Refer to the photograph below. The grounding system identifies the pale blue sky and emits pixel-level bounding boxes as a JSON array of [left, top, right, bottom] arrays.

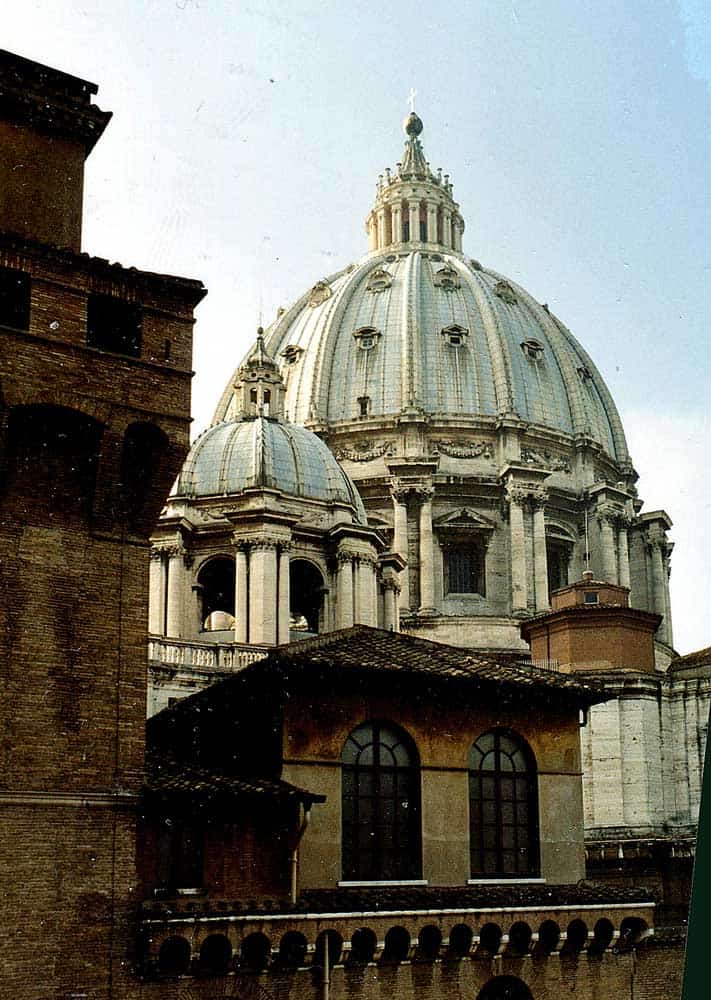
[[6, 1, 710, 652]]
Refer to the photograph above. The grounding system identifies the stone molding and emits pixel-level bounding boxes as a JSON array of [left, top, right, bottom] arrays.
[[333, 440, 394, 462], [432, 438, 493, 459]]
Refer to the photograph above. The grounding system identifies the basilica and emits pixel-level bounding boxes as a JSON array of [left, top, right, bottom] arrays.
[[0, 48, 706, 1000]]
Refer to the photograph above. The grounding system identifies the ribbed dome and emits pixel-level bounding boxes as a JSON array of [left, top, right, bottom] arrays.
[[214, 250, 629, 463], [171, 416, 367, 522]]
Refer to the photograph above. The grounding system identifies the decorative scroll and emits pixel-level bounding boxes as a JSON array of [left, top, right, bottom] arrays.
[[307, 281, 331, 307]]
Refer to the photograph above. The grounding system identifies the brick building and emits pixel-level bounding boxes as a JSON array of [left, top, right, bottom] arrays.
[[0, 49, 205, 998]]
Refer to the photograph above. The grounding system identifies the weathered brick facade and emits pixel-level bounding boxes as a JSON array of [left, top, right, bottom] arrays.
[[0, 50, 204, 999]]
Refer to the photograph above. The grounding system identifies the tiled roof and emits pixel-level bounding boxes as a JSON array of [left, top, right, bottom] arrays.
[[144, 753, 325, 807], [149, 627, 608, 733], [670, 646, 711, 670], [140, 882, 656, 920]]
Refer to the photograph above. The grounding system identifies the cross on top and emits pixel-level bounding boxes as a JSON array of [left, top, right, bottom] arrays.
[[407, 87, 417, 113]]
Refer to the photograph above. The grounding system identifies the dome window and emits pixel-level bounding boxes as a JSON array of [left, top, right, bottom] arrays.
[[308, 281, 332, 307], [358, 396, 371, 418], [353, 326, 381, 350], [434, 265, 460, 291], [367, 268, 392, 292], [521, 339, 544, 361], [442, 324, 469, 347], [281, 344, 303, 365], [494, 280, 517, 304]]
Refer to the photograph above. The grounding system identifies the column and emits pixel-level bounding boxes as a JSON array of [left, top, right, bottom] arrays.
[[598, 506, 618, 583], [426, 201, 438, 243], [452, 218, 463, 252], [382, 578, 400, 631], [376, 208, 386, 250], [442, 208, 452, 248], [356, 554, 378, 626], [648, 536, 669, 644], [391, 204, 402, 244], [408, 201, 419, 242], [233, 542, 248, 643], [506, 485, 528, 613], [277, 544, 291, 644], [336, 550, 355, 628], [249, 539, 278, 644], [367, 217, 377, 251], [418, 487, 436, 613], [532, 492, 549, 612], [391, 488, 410, 612], [165, 543, 185, 638], [148, 549, 166, 635], [618, 519, 631, 592], [662, 545, 674, 648]]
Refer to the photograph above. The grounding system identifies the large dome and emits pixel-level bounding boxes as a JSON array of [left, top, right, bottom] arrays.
[[171, 416, 367, 523], [215, 250, 628, 463]]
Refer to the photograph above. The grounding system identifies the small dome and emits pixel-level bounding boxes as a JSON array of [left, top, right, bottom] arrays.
[[171, 417, 367, 522]]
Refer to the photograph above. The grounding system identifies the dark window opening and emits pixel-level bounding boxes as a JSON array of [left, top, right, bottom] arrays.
[[402, 220, 410, 241], [0, 266, 30, 330], [156, 819, 204, 890], [358, 396, 370, 418], [547, 542, 570, 595], [199, 934, 232, 975], [5, 405, 102, 523], [448, 924, 473, 958], [278, 932, 308, 968], [250, 388, 258, 404], [240, 932, 271, 970], [342, 721, 421, 881], [198, 557, 235, 631], [163, 339, 171, 361], [469, 730, 539, 878], [87, 292, 142, 357], [290, 559, 324, 634], [349, 928, 377, 964], [584, 590, 599, 604], [476, 976, 534, 1000], [314, 930, 343, 969], [158, 936, 191, 976], [419, 220, 427, 241], [120, 422, 168, 535], [382, 926, 411, 963], [446, 545, 486, 595]]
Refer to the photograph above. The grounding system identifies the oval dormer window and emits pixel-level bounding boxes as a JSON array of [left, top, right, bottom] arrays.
[[521, 339, 544, 361], [367, 268, 392, 293], [281, 345, 303, 365], [434, 265, 460, 291], [494, 280, 517, 304]]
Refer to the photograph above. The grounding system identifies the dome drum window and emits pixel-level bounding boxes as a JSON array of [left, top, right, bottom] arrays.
[[442, 324, 469, 347], [353, 326, 381, 351], [521, 339, 544, 361]]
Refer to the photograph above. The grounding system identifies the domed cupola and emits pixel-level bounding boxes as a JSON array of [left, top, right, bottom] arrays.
[[207, 113, 673, 663], [365, 111, 464, 253]]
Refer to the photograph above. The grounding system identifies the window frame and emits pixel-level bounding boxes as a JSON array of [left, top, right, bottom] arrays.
[[468, 729, 539, 879], [341, 720, 422, 882]]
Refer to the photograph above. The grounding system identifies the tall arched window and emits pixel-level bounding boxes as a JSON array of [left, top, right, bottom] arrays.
[[469, 730, 539, 878], [342, 721, 421, 882]]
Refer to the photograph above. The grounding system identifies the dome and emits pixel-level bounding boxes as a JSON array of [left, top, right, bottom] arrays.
[[215, 251, 628, 463], [171, 416, 368, 523], [214, 117, 629, 466]]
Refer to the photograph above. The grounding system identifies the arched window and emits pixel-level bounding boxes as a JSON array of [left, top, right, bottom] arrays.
[[476, 976, 534, 1000], [469, 730, 538, 877], [342, 721, 421, 882], [197, 557, 235, 631]]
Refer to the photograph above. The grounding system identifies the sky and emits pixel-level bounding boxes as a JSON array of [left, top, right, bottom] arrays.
[[6, 1, 710, 653]]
